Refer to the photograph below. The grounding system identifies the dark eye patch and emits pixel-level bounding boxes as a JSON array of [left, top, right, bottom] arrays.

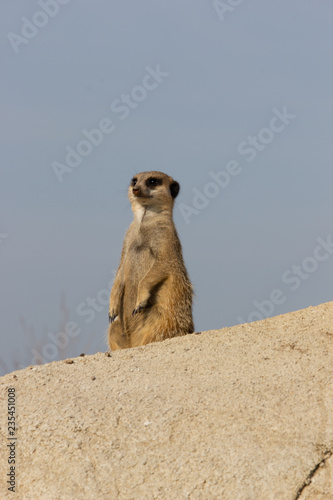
[[146, 177, 162, 187], [131, 177, 138, 186]]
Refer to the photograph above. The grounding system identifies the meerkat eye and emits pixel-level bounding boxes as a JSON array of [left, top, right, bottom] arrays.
[[131, 178, 138, 186], [146, 177, 162, 187]]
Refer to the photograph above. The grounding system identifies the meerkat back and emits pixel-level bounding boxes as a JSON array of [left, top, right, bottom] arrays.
[[108, 171, 194, 350]]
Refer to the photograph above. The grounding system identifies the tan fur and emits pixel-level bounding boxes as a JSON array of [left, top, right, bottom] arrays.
[[108, 171, 194, 350]]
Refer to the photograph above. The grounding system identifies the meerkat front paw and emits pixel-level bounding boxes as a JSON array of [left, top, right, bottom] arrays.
[[132, 298, 149, 317], [109, 282, 124, 324], [109, 308, 118, 323], [109, 294, 122, 323]]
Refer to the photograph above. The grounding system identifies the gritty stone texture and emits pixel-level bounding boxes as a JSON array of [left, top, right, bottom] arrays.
[[0, 302, 333, 499]]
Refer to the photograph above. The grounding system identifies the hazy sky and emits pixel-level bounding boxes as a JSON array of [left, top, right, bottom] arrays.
[[1, 0, 332, 375]]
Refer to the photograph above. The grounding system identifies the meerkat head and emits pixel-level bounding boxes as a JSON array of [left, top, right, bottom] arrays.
[[128, 171, 179, 214]]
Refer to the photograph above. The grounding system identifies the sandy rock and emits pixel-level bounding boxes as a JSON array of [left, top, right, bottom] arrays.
[[1, 302, 333, 499]]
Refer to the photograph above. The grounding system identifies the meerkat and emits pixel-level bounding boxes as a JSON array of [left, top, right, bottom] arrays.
[[108, 171, 194, 350]]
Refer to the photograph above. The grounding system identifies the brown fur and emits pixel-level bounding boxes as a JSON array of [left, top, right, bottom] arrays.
[[108, 171, 194, 350]]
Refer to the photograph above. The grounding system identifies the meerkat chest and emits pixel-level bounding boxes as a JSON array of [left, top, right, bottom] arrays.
[[130, 221, 159, 251], [123, 235, 153, 283], [126, 226, 154, 266], [130, 239, 153, 257]]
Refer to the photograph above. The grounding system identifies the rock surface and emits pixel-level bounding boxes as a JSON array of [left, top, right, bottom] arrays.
[[1, 302, 333, 499]]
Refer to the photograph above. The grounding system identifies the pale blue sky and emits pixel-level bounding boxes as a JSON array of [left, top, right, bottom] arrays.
[[1, 0, 332, 374]]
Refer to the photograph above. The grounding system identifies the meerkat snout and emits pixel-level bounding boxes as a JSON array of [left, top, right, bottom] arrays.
[[132, 186, 142, 197]]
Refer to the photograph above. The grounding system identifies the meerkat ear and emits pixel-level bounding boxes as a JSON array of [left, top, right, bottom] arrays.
[[170, 181, 180, 199]]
